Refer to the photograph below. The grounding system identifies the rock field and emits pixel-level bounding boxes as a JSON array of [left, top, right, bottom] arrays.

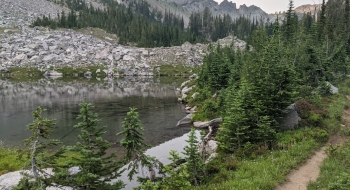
[[0, 0, 247, 76]]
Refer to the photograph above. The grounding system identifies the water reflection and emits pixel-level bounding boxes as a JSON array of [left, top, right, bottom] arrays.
[[0, 77, 190, 148]]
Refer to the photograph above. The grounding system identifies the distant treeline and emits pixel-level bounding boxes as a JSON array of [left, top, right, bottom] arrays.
[[34, 0, 267, 47]]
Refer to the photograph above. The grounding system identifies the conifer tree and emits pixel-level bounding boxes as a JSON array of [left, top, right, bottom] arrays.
[[64, 101, 124, 189], [183, 128, 205, 186], [137, 150, 191, 190], [15, 107, 64, 190], [117, 107, 154, 181], [217, 79, 254, 153]]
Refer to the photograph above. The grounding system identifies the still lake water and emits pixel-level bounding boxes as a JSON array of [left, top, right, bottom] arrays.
[[0, 77, 191, 150]]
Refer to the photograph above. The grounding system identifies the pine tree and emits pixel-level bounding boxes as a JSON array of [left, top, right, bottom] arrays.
[[182, 128, 205, 186], [217, 79, 254, 153], [117, 107, 153, 181], [64, 101, 124, 189], [146, 150, 191, 190], [15, 107, 64, 190]]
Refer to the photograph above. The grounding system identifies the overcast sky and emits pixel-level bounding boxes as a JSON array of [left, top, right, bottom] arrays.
[[214, 0, 325, 14]]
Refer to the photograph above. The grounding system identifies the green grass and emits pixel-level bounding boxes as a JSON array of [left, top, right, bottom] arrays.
[[155, 76, 188, 86], [322, 93, 349, 133], [76, 27, 119, 44], [0, 144, 29, 175], [308, 142, 350, 190], [193, 79, 350, 190], [0, 144, 82, 176], [55, 65, 107, 76], [4, 67, 44, 82], [307, 79, 350, 190], [8, 67, 44, 76], [195, 129, 321, 190], [155, 65, 197, 76], [0, 27, 17, 34]]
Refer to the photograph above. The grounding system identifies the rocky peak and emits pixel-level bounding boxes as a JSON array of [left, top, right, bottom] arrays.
[[161, 0, 270, 22], [218, 0, 237, 13], [294, 4, 321, 15]]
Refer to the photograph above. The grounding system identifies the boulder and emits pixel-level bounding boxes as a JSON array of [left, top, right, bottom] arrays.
[[326, 82, 339, 94], [176, 114, 193, 127], [180, 80, 191, 88], [205, 153, 218, 164], [42, 41, 48, 50], [181, 41, 192, 51], [114, 53, 121, 61], [68, 166, 81, 175], [0, 66, 9, 73], [181, 86, 194, 95], [205, 140, 218, 154], [191, 92, 199, 99], [42, 54, 57, 62], [95, 48, 109, 59], [27, 44, 38, 50], [84, 71, 92, 78], [189, 73, 198, 79], [193, 118, 223, 129], [0, 169, 54, 190], [29, 55, 41, 62], [123, 55, 135, 61], [44, 70, 63, 76], [280, 104, 301, 129], [0, 168, 75, 190]]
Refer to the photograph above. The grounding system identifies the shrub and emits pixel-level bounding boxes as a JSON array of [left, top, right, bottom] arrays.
[[295, 100, 314, 119], [202, 99, 218, 119], [310, 128, 329, 143], [295, 99, 327, 127]]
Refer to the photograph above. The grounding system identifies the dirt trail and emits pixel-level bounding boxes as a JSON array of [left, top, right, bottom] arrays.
[[275, 96, 350, 190]]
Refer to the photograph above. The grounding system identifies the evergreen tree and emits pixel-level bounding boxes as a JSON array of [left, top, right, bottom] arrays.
[[64, 101, 124, 189], [15, 107, 64, 190], [137, 150, 191, 190], [117, 107, 153, 181], [182, 128, 205, 186], [217, 79, 255, 153]]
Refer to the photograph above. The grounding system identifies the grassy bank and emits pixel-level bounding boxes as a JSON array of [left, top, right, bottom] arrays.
[[0, 144, 28, 175], [307, 81, 350, 190], [0, 144, 81, 176], [308, 141, 350, 190], [193, 80, 350, 190], [155, 65, 198, 76]]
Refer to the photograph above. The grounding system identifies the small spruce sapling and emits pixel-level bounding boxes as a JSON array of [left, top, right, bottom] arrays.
[[65, 101, 124, 189], [137, 150, 191, 190], [117, 107, 154, 181], [183, 128, 206, 186]]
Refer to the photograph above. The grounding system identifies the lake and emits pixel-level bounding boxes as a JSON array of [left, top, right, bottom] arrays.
[[0, 76, 191, 150]]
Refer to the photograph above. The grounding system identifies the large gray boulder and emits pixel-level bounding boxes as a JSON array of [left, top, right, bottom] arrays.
[[42, 54, 57, 62], [0, 169, 73, 190], [205, 140, 218, 154], [281, 104, 301, 129], [326, 82, 339, 94], [176, 114, 193, 127], [95, 48, 109, 59], [193, 118, 223, 129]]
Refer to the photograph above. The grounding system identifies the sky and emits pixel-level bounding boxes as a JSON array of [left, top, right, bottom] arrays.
[[214, 0, 325, 14]]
